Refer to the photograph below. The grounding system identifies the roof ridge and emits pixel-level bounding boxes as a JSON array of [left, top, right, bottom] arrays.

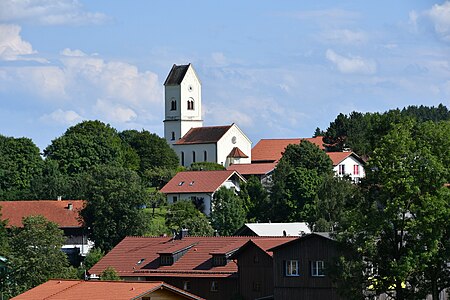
[[43, 280, 83, 299]]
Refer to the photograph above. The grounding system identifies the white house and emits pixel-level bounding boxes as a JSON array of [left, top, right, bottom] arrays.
[[327, 151, 366, 183], [160, 170, 246, 215], [163, 64, 252, 167]]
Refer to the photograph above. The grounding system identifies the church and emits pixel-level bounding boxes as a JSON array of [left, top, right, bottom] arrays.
[[163, 64, 252, 167]]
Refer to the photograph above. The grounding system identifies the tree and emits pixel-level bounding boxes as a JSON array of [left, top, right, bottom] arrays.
[[44, 120, 127, 175], [165, 201, 214, 236], [30, 159, 71, 200], [335, 120, 450, 299], [119, 129, 179, 174], [210, 187, 246, 236], [0, 135, 43, 199], [189, 162, 225, 171], [239, 176, 270, 222], [79, 165, 149, 252], [77, 248, 104, 279], [6, 216, 75, 297], [100, 266, 121, 281]]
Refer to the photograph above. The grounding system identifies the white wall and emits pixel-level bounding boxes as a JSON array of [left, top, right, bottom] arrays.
[[166, 192, 213, 215], [174, 143, 217, 167], [217, 124, 252, 167], [333, 155, 366, 183]]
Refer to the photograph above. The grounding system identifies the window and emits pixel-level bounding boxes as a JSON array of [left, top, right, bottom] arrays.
[[353, 164, 359, 175], [181, 152, 185, 166], [171, 99, 177, 110], [171, 131, 175, 141], [192, 151, 196, 163], [178, 181, 185, 186], [252, 282, 261, 292], [187, 99, 194, 110], [338, 164, 345, 175], [311, 260, 325, 277], [183, 281, 191, 291], [213, 255, 227, 266], [172, 196, 178, 203], [160, 255, 173, 266], [285, 260, 299, 276], [204, 150, 207, 161], [210, 281, 219, 292]]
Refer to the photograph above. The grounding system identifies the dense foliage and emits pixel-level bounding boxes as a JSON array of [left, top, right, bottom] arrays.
[[165, 200, 214, 236], [210, 187, 246, 236]]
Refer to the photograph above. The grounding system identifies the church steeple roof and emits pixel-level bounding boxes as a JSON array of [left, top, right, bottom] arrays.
[[164, 64, 190, 85]]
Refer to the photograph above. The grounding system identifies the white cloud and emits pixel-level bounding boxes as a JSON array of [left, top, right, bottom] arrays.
[[0, 0, 109, 25], [426, 1, 450, 41], [0, 24, 35, 60], [94, 99, 137, 123], [60, 48, 87, 57], [40, 109, 83, 125], [320, 29, 367, 44], [325, 49, 377, 74]]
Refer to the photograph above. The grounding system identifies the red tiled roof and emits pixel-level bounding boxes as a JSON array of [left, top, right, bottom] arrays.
[[11, 279, 204, 300], [231, 238, 297, 259], [227, 147, 248, 158], [175, 125, 232, 145], [326, 152, 352, 166], [227, 162, 276, 176], [251, 137, 325, 163], [160, 170, 240, 194], [0, 200, 84, 228], [89, 236, 293, 279]]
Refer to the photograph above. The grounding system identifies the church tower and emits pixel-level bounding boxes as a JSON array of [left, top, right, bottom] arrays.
[[163, 64, 203, 146]]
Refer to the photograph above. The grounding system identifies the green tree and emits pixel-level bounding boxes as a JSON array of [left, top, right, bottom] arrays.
[[166, 201, 214, 236], [77, 248, 104, 279], [0, 135, 43, 199], [210, 187, 246, 236], [189, 162, 225, 171], [100, 266, 121, 280], [335, 120, 450, 299], [44, 120, 127, 175], [239, 176, 270, 222], [79, 165, 149, 252], [6, 216, 74, 297], [30, 159, 71, 200]]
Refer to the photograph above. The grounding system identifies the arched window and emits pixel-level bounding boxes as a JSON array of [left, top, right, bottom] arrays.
[[187, 99, 194, 110], [204, 150, 207, 161], [171, 99, 177, 111], [192, 151, 196, 163], [181, 152, 185, 166], [171, 132, 175, 141]]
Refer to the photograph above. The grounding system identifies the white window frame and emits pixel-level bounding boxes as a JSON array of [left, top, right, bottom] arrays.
[[285, 260, 299, 276], [311, 260, 325, 277]]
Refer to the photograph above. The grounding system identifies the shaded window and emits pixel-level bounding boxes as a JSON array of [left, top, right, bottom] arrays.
[[160, 255, 173, 266], [213, 255, 227, 266], [252, 282, 261, 292], [187, 99, 194, 110], [181, 152, 185, 166], [338, 164, 345, 175], [192, 151, 196, 163], [173, 196, 178, 203], [183, 281, 191, 291], [285, 260, 299, 276], [311, 260, 325, 277], [171, 131, 175, 141], [210, 281, 219, 292], [204, 150, 207, 161], [171, 99, 177, 110]]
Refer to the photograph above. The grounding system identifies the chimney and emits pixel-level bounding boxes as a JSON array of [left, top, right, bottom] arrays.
[[57, 196, 62, 201], [180, 228, 189, 239], [68, 203, 73, 210]]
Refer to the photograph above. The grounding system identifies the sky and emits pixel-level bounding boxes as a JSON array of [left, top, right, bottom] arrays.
[[0, 0, 449, 151]]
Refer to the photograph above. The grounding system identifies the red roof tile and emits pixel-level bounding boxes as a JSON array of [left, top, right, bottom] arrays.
[[0, 200, 84, 228], [231, 238, 297, 259], [175, 125, 232, 145], [227, 147, 249, 158], [251, 137, 325, 163], [160, 170, 241, 194], [89, 236, 293, 279], [11, 279, 204, 300], [326, 152, 352, 165], [227, 162, 276, 176]]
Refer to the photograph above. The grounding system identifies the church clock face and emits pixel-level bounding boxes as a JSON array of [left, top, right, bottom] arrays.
[[232, 136, 237, 144]]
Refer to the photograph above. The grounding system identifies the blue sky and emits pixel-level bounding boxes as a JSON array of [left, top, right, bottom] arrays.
[[0, 1, 449, 151]]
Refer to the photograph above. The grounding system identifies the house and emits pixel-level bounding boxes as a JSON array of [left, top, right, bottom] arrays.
[[89, 236, 294, 300], [227, 162, 277, 187], [163, 64, 252, 167], [251, 137, 325, 164], [229, 238, 296, 300], [0, 200, 93, 259], [11, 279, 205, 300], [268, 233, 342, 300], [160, 170, 246, 215], [234, 222, 311, 237], [327, 151, 366, 183]]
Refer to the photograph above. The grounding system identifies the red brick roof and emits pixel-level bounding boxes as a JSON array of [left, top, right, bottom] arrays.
[[327, 152, 364, 166], [251, 137, 325, 163], [89, 236, 293, 279], [11, 279, 204, 300], [227, 162, 276, 176], [160, 170, 242, 194], [175, 125, 232, 145], [227, 147, 248, 158], [0, 200, 84, 228], [230, 237, 296, 259]]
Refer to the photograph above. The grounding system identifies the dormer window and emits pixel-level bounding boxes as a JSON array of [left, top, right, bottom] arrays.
[[160, 255, 173, 266], [189, 181, 195, 186], [212, 255, 227, 266], [171, 99, 177, 111], [178, 181, 185, 186]]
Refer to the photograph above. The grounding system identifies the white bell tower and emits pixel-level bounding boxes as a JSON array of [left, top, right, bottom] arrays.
[[163, 64, 203, 146]]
